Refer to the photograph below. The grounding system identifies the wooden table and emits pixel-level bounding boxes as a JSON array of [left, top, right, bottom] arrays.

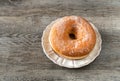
[[0, 0, 119, 81]]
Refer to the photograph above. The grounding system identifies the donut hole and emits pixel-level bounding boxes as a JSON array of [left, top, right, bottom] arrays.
[[69, 33, 76, 39]]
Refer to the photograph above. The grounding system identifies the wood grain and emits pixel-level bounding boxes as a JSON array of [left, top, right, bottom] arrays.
[[0, 0, 119, 81]]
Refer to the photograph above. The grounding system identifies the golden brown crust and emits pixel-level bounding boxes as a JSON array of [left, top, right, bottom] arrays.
[[49, 16, 96, 59]]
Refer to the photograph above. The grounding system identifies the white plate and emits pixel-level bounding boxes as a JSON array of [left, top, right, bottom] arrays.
[[41, 18, 102, 68]]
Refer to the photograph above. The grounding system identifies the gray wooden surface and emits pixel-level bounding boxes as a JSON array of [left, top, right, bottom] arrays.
[[0, 0, 120, 81]]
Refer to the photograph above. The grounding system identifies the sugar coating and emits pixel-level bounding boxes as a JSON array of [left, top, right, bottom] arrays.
[[49, 16, 96, 59]]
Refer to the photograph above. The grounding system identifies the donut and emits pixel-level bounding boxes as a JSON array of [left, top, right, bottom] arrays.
[[49, 16, 96, 59]]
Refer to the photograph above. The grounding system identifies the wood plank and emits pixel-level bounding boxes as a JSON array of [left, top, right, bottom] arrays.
[[0, 0, 119, 17], [0, 70, 120, 81]]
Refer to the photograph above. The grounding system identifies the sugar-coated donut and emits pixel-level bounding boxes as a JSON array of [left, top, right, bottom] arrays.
[[49, 16, 96, 59]]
